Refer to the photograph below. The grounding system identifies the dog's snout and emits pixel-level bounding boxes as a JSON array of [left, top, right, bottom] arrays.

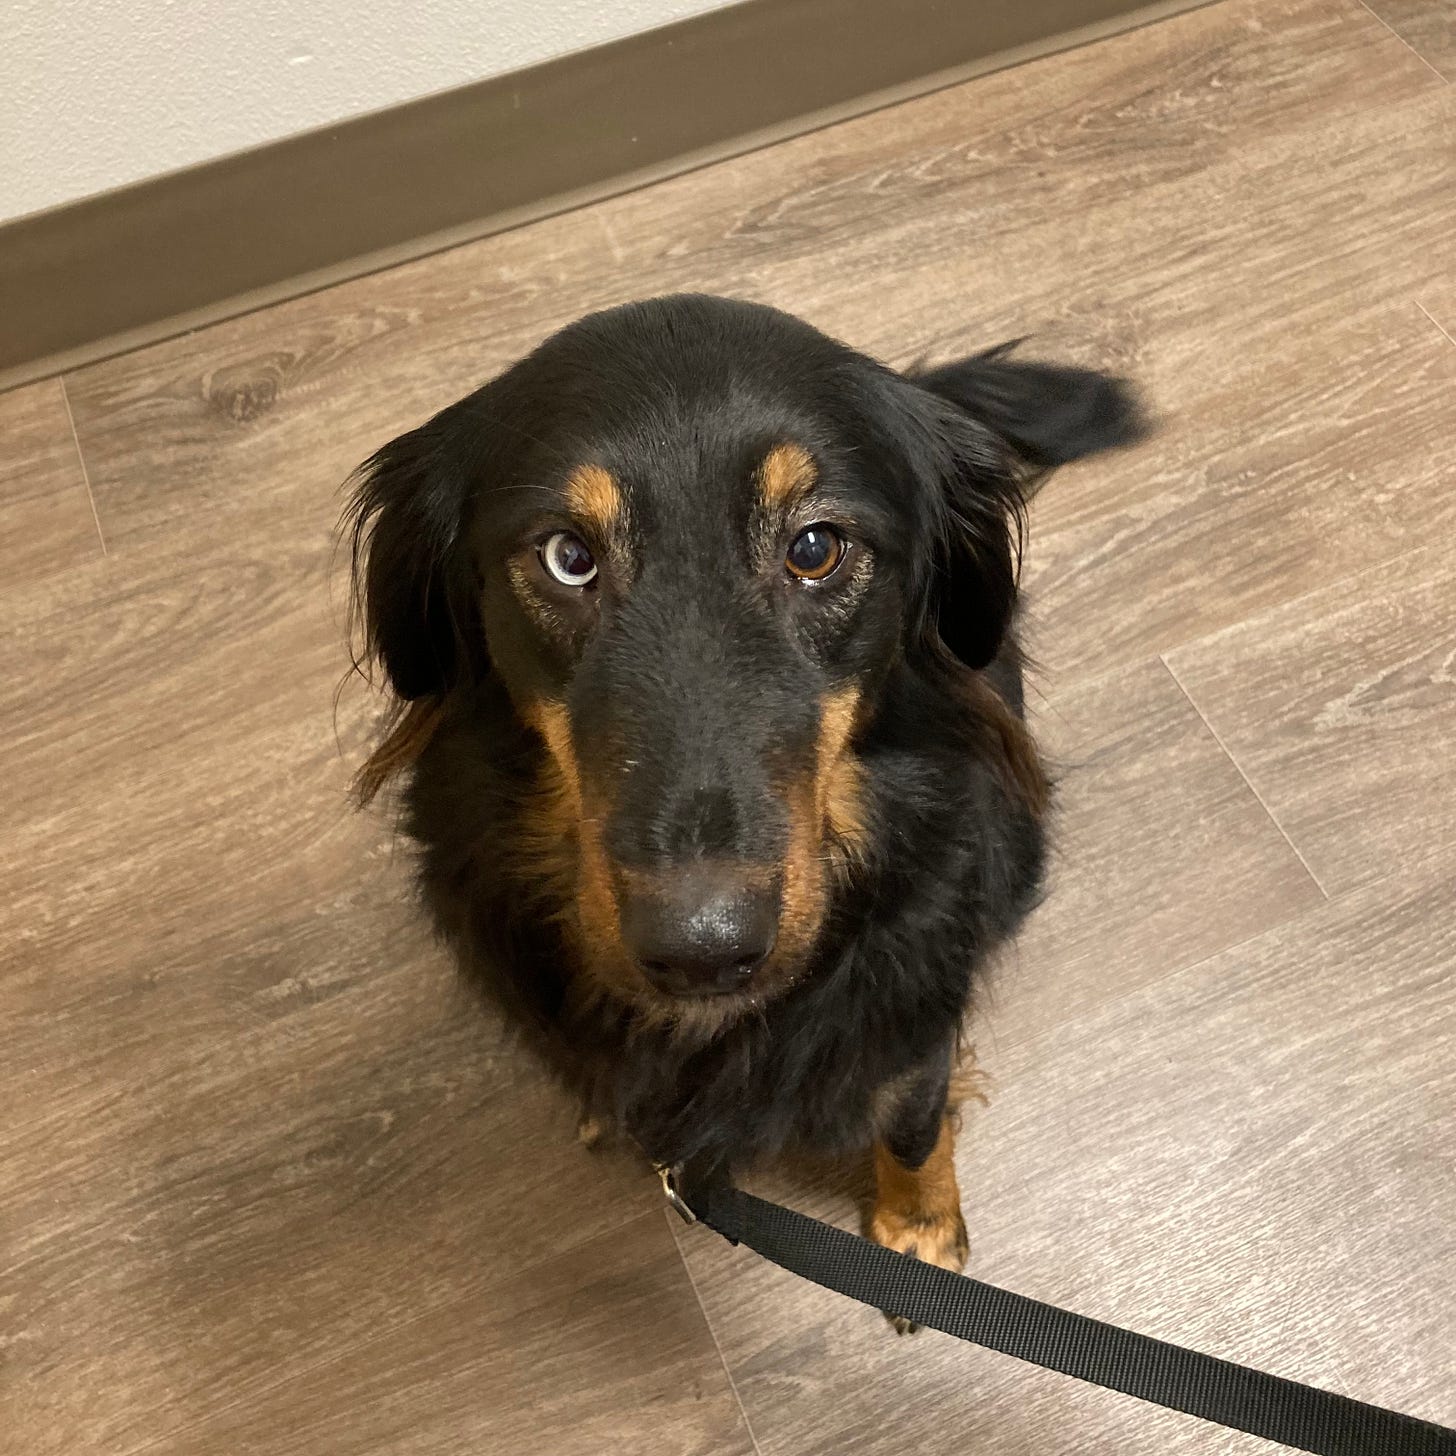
[[621, 865, 779, 997]]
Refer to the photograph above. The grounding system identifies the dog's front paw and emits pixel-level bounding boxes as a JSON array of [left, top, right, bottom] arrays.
[[868, 1203, 969, 1335]]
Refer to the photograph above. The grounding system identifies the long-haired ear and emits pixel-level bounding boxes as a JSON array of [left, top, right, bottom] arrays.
[[902, 347, 1148, 669], [344, 410, 482, 703], [920, 398, 1029, 672], [912, 344, 1148, 479]]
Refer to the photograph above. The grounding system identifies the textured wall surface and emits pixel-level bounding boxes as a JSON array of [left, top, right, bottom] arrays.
[[1, 0, 733, 223]]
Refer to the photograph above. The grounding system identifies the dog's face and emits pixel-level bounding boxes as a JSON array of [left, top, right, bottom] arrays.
[[481, 405, 907, 1018], [348, 295, 1141, 1024]]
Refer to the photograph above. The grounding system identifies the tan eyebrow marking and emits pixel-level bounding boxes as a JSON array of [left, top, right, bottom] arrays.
[[757, 443, 817, 512], [565, 463, 623, 538]]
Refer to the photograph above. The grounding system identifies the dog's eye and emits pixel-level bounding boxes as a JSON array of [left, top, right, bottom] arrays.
[[785, 525, 845, 582], [541, 531, 598, 587]]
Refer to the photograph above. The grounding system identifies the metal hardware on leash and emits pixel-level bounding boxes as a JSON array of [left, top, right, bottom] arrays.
[[655, 1163, 697, 1224]]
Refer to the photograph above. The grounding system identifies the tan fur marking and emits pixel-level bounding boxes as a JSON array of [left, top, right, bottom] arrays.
[[576, 1112, 613, 1148], [817, 685, 869, 862], [565, 463, 623, 538], [778, 781, 828, 963], [756, 442, 817, 512], [870, 1113, 969, 1330], [505, 703, 580, 910], [353, 696, 447, 806], [519, 700, 641, 1003], [778, 684, 867, 955], [529, 702, 580, 803], [824, 757, 867, 859]]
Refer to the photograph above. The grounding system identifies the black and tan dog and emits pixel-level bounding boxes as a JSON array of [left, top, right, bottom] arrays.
[[346, 293, 1143, 1303]]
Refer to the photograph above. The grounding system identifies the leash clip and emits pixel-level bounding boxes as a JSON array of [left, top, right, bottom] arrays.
[[655, 1163, 697, 1224]]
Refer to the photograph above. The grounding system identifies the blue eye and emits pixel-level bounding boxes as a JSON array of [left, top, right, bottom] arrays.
[[542, 531, 598, 587], [786, 525, 845, 581]]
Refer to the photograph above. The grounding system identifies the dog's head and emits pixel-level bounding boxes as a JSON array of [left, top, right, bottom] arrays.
[[347, 295, 1143, 1023]]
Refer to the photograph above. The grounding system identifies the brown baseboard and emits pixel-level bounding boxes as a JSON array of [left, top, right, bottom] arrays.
[[0, 0, 1210, 391]]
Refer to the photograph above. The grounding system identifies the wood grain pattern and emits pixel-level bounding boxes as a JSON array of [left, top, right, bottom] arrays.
[[1024, 301, 1456, 681], [3, 881, 667, 1453], [0, 533, 365, 1054], [4, 0, 1455, 1452], [995, 656, 1323, 1045], [139, 1213, 757, 1456], [674, 852, 1456, 1455], [1, 543, 663, 1451], [1165, 537, 1456, 897], [1362, 0, 1456, 77], [0, 378, 101, 584], [62, 0, 1447, 554]]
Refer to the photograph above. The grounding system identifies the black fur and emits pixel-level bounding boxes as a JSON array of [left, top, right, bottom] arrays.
[[345, 294, 1145, 1179]]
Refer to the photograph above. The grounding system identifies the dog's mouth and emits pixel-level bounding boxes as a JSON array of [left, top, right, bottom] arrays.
[[614, 924, 794, 1041], [620, 960, 800, 1040], [636, 959, 769, 1000]]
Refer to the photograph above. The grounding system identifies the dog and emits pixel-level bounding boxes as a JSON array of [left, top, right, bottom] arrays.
[[345, 293, 1144, 1304]]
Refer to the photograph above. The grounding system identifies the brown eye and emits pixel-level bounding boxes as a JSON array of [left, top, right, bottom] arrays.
[[541, 531, 598, 587], [785, 525, 845, 582]]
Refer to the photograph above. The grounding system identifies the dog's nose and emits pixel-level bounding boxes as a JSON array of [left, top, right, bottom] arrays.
[[621, 866, 779, 996]]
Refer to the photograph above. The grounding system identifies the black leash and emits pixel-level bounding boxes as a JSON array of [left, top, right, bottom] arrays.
[[663, 1169, 1456, 1456]]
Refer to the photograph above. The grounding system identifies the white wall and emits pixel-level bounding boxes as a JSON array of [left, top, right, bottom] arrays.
[[1, 0, 735, 224]]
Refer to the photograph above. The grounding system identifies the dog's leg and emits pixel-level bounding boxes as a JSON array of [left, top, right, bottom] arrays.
[[869, 1053, 975, 1334], [870, 1113, 968, 1333]]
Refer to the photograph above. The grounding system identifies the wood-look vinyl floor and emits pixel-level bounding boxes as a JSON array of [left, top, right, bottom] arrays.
[[4, 1, 1452, 1450]]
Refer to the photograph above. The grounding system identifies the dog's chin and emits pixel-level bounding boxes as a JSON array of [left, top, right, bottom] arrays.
[[651, 987, 763, 1042], [602, 962, 805, 1042]]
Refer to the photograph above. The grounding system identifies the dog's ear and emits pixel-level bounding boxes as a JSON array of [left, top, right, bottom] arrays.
[[913, 346, 1148, 477], [906, 394, 1027, 672], [899, 349, 1147, 670], [345, 408, 483, 701]]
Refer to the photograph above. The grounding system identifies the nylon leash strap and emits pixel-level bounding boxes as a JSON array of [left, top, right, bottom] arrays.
[[670, 1174, 1456, 1456]]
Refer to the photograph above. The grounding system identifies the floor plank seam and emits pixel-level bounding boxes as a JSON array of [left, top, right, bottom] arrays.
[[1354, 0, 1453, 83], [1414, 300, 1456, 350], [1158, 655, 1331, 899], [666, 1207, 771, 1456], [1138, 520, 1456, 686], [57, 374, 108, 558]]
